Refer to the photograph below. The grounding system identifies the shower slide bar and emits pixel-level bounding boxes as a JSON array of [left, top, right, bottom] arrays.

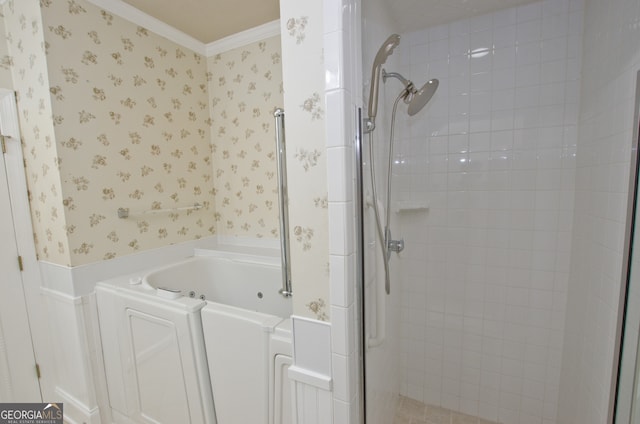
[[357, 108, 386, 349], [366, 196, 387, 349], [117, 203, 202, 219], [274, 108, 292, 298]]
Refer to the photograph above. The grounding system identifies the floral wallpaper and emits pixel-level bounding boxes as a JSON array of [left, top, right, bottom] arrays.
[[39, 0, 215, 266], [279, 1, 329, 320], [2, 0, 329, 322], [207, 36, 283, 239], [3, 0, 71, 265], [3, 0, 291, 268], [3, 0, 290, 268], [0, 10, 12, 88]]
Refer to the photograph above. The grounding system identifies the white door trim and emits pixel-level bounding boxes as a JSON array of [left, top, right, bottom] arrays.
[[0, 88, 53, 401]]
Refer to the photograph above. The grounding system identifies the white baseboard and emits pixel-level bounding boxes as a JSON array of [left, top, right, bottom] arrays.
[[55, 387, 101, 424]]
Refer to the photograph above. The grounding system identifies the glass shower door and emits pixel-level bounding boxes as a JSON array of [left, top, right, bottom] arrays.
[[615, 70, 640, 424]]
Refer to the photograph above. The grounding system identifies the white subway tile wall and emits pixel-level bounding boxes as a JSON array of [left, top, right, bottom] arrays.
[[558, 0, 640, 422], [360, 1, 406, 423], [390, 1, 584, 423]]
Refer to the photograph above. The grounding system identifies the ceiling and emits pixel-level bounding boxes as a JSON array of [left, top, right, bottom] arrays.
[[121, 0, 280, 44], [385, 0, 541, 34], [121, 0, 540, 45]]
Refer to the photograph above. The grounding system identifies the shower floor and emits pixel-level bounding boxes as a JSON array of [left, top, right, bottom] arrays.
[[393, 396, 500, 424]]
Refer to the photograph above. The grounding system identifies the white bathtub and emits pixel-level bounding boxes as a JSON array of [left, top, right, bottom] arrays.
[[144, 249, 291, 317], [96, 248, 293, 424]]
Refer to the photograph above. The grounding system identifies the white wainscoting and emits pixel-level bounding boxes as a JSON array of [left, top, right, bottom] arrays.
[[41, 288, 102, 424], [293, 383, 334, 424], [37, 235, 231, 424], [289, 316, 334, 423]]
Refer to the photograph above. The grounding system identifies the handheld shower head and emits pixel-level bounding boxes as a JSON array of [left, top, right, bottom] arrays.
[[372, 34, 401, 73], [367, 34, 401, 131]]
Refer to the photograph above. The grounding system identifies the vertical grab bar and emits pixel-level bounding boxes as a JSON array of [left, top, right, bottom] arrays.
[[274, 108, 292, 297]]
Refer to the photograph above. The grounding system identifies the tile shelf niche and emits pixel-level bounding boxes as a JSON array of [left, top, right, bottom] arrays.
[[393, 200, 429, 213]]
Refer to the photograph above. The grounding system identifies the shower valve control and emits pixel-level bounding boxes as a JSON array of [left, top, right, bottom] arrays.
[[388, 238, 405, 254]]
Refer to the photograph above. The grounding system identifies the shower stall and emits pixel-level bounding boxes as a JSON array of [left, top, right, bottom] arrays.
[[356, 0, 640, 423]]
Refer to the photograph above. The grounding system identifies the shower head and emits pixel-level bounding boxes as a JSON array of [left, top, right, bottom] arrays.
[[382, 69, 438, 116], [407, 79, 439, 116], [366, 34, 401, 131]]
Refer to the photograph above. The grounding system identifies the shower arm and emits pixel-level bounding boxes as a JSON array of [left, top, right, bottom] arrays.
[[382, 70, 411, 89], [366, 70, 415, 133], [382, 69, 416, 102]]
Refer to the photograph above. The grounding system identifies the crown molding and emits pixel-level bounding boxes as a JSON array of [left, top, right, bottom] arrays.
[[85, 0, 206, 55], [205, 20, 280, 56], [85, 0, 280, 57]]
